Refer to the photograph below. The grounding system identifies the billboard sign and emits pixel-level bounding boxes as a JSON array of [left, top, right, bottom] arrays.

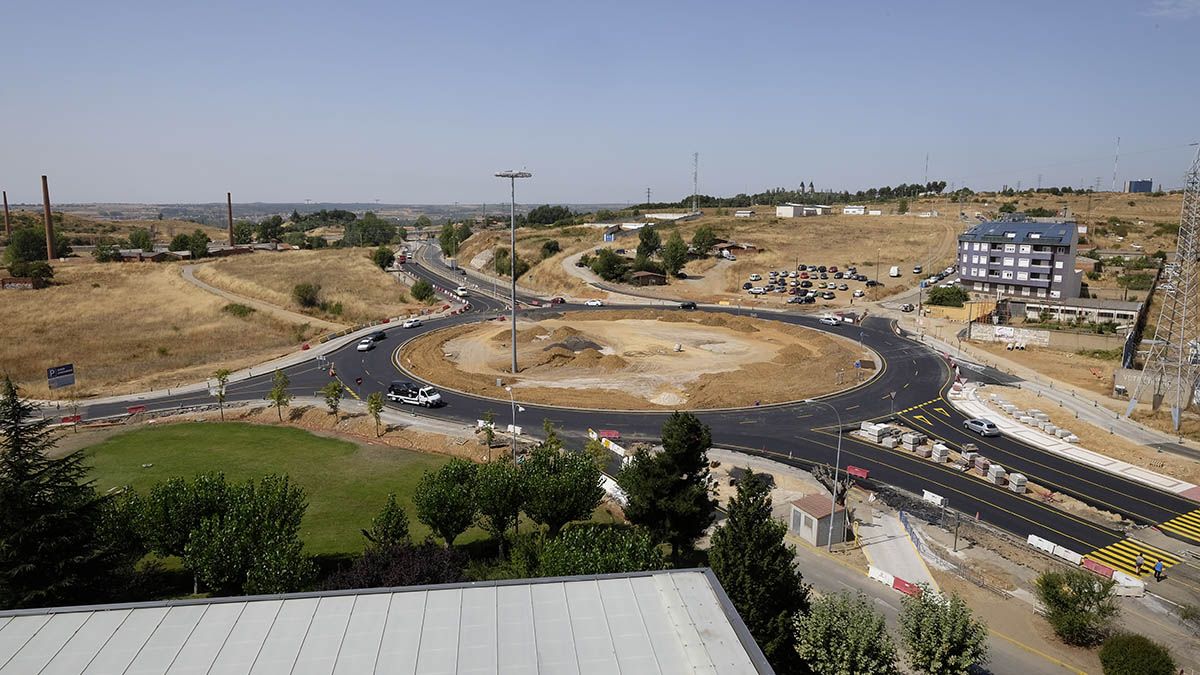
[[47, 364, 75, 390]]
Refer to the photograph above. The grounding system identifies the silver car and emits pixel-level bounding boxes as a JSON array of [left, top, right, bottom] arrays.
[[963, 418, 1000, 436]]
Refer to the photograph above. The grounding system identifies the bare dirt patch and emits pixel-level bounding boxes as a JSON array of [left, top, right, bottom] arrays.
[[401, 310, 867, 409], [0, 260, 302, 399]]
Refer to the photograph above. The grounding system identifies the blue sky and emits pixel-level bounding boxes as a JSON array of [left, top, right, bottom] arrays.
[[2, 0, 1198, 204]]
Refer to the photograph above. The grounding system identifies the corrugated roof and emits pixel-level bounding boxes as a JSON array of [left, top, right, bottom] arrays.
[[0, 569, 772, 675]]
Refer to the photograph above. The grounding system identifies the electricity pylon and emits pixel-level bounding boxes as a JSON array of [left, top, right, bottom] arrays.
[[1126, 147, 1200, 430]]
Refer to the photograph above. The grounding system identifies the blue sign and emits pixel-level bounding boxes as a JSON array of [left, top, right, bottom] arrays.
[[47, 364, 75, 390], [854, 360, 862, 369]]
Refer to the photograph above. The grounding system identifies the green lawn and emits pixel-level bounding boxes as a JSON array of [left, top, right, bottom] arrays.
[[83, 422, 455, 556]]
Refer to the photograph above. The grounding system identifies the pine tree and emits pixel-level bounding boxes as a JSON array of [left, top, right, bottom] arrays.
[[0, 378, 140, 609], [710, 468, 809, 673], [618, 411, 715, 565]]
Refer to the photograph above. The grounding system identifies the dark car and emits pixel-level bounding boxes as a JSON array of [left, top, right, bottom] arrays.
[[819, 273, 828, 280], [549, 297, 566, 304], [833, 272, 843, 279], [680, 301, 697, 310], [742, 282, 753, 290], [818, 265, 827, 273], [865, 279, 879, 287], [800, 280, 812, 288], [368, 330, 386, 342], [787, 296, 805, 304]]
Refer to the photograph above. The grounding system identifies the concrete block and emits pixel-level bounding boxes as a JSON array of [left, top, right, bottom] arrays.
[[1055, 428, 1072, 438], [1064, 434, 1079, 443], [882, 436, 898, 449], [1019, 416, 1035, 424], [916, 447, 932, 458], [1009, 473, 1027, 493], [1033, 412, 1051, 422]]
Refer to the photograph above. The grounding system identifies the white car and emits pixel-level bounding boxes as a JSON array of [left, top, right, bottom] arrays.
[[585, 299, 604, 306], [819, 316, 840, 326], [748, 287, 767, 295], [402, 318, 422, 329], [356, 338, 375, 352], [852, 289, 865, 297], [749, 274, 762, 281]]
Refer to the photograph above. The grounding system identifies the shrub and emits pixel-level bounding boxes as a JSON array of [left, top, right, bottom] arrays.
[[292, 282, 321, 308], [926, 286, 969, 307], [221, 303, 256, 318], [540, 240, 561, 259], [1098, 633, 1174, 675], [1034, 569, 1118, 646], [411, 279, 435, 303]]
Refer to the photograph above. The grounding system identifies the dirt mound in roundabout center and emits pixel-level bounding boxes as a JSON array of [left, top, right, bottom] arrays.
[[399, 309, 869, 410]]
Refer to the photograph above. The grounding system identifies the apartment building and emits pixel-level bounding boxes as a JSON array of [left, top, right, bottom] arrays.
[[957, 221, 1082, 300]]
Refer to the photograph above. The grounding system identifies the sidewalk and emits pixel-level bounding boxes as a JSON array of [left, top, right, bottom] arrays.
[[857, 511, 940, 592]]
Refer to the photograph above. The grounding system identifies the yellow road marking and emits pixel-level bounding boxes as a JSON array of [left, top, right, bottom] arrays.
[[912, 414, 930, 425], [933, 406, 949, 417], [1085, 539, 1181, 577], [1158, 509, 1200, 543]]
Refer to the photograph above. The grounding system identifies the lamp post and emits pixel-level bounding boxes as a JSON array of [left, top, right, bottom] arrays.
[[495, 170, 532, 374], [804, 398, 844, 550], [504, 385, 519, 457]]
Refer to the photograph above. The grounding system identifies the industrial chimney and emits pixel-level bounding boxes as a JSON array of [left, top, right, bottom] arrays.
[[42, 176, 54, 259]]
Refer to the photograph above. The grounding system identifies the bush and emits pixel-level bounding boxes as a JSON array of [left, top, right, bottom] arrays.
[[540, 240, 561, 259], [1098, 633, 1175, 675], [371, 246, 395, 270], [926, 285, 969, 307], [1034, 569, 1118, 646], [221, 303, 256, 318], [411, 279, 435, 303], [292, 282, 321, 308], [7, 260, 54, 281]]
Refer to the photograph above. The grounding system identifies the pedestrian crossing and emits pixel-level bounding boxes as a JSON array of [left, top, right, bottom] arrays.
[[1158, 509, 1200, 543], [1085, 539, 1182, 577]]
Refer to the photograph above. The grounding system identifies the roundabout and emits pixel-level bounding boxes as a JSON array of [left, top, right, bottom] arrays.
[[397, 309, 875, 410]]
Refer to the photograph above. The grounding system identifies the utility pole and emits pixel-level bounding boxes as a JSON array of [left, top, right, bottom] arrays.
[[495, 170, 532, 374], [2, 190, 10, 236], [1112, 136, 1121, 192], [41, 176, 54, 259], [692, 152, 699, 213], [646, 187, 651, 209], [226, 192, 235, 247]]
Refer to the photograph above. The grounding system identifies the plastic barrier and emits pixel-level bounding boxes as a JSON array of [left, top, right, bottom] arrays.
[[922, 490, 947, 507], [601, 475, 628, 506], [846, 466, 869, 480], [61, 415, 81, 424], [1081, 558, 1115, 579], [1027, 534, 1057, 556], [126, 405, 146, 415], [1051, 545, 1084, 566], [868, 565, 894, 588], [892, 577, 923, 597], [1111, 571, 1145, 597]]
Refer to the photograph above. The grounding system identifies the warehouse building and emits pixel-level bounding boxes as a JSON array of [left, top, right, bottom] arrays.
[[0, 570, 772, 674], [1125, 179, 1154, 193], [957, 220, 1082, 300]]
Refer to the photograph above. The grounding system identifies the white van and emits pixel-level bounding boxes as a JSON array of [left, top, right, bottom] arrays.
[[889, 266, 900, 278]]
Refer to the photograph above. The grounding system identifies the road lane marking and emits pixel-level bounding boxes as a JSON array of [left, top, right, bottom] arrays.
[[1158, 509, 1200, 543], [933, 406, 949, 417]]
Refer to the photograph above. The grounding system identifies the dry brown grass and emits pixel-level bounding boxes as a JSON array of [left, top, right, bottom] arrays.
[[0, 260, 304, 399], [192, 249, 423, 324], [6, 209, 228, 247]]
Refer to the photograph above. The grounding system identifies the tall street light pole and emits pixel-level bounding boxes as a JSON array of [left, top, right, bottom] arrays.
[[804, 398, 844, 550], [504, 385, 520, 457], [495, 170, 532, 374]]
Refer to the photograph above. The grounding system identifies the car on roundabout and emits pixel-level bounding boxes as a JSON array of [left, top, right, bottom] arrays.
[[679, 301, 697, 310], [819, 316, 840, 326], [356, 338, 375, 352], [585, 299, 604, 306], [963, 418, 1000, 436], [402, 318, 423, 329]]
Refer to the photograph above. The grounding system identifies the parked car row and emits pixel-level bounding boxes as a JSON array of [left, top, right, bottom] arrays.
[[744, 263, 879, 303]]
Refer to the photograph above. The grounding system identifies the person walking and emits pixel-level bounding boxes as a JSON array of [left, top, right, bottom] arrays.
[[1154, 558, 1164, 582], [1135, 553, 1145, 576]]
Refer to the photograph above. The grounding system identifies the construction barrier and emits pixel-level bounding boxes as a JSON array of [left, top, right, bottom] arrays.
[[1027, 534, 1057, 556], [61, 415, 81, 424], [892, 577, 923, 597], [1051, 545, 1084, 566], [846, 465, 869, 480], [921, 490, 947, 507], [1111, 571, 1146, 597], [867, 566, 894, 588], [1081, 558, 1115, 579], [126, 405, 146, 415], [601, 475, 628, 506]]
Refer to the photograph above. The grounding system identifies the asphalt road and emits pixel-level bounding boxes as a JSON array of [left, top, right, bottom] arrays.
[[70, 254, 1200, 577]]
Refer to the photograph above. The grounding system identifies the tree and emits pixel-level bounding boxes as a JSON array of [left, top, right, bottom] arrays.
[[494, 247, 530, 278], [526, 204, 573, 225], [292, 282, 321, 308], [213, 368, 230, 421], [521, 441, 604, 537], [129, 228, 154, 251], [323, 542, 466, 591], [142, 472, 231, 593], [661, 230, 689, 277], [636, 225, 661, 259], [414, 215, 433, 229], [168, 233, 191, 252], [233, 221, 255, 245], [797, 592, 900, 675], [2, 227, 47, 266], [367, 392, 384, 437], [482, 410, 497, 450], [709, 468, 809, 673], [691, 225, 719, 255], [290, 209, 302, 224], [0, 378, 142, 609], [589, 248, 629, 282], [926, 286, 969, 307], [184, 474, 315, 595], [320, 380, 343, 417], [255, 215, 285, 242], [899, 590, 989, 675], [897, 198, 909, 215], [540, 239, 561, 259], [187, 229, 210, 259], [538, 524, 664, 577], [473, 457, 525, 557], [1098, 633, 1175, 675], [92, 242, 121, 262], [617, 412, 715, 565], [362, 493, 410, 549], [439, 223, 459, 257], [268, 369, 292, 422], [454, 222, 473, 246], [371, 245, 395, 270], [411, 279, 435, 303], [1034, 568, 1118, 646], [413, 458, 477, 547]]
